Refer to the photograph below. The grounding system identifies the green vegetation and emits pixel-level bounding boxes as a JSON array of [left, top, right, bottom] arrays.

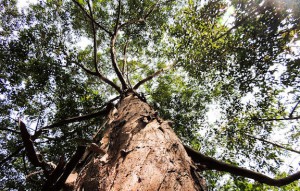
[[0, 0, 299, 190]]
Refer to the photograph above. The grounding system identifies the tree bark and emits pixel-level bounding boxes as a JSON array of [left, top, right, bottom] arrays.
[[73, 93, 206, 190]]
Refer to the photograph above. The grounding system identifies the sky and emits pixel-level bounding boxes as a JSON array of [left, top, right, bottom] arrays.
[[16, 0, 37, 8]]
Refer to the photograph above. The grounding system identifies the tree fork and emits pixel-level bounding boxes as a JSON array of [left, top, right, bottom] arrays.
[[74, 93, 206, 190]]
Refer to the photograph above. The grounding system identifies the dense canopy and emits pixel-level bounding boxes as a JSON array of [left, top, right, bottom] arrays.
[[0, 0, 300, 190]]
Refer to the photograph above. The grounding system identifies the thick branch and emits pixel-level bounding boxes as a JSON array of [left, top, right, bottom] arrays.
[[19, 120, 43, 167], [110, 34, 128, 90], [133, 65, 172, 90], [245, 133, 300, 155], [87, 0, 100, 76], [33, 103, 115, 139], [184, 145, 300, 187], [110, 0, 164, 90], [99, 74, 123, 94], [114, 0, 121, 34], [122, 41, 128, 75], [122, 41, 133, 88], [72, 0, 112, 36], [41, 156, 66, 189], [110, 1, 128, 90], [45, 146, 86, 191], [73, 60, 122, 93]]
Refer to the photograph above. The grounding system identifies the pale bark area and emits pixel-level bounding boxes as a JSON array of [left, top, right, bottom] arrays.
[[73, 93, 206, 190]]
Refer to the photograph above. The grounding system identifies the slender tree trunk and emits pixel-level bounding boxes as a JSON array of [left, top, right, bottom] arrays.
[[74, 93, 206, 190]]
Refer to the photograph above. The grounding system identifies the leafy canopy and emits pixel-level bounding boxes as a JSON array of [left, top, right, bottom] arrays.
[[0, 0, 300, 190]]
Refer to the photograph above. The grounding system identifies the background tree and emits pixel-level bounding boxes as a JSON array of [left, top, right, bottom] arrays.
[[0, 0, 300, 190]]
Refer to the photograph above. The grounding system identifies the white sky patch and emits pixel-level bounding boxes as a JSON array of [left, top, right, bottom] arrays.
[[207, 103, 221, 123], [16, 0, 37, 11], [75, 36, 93, 49], [221, 5, 235, 27], [290, 39, 300, 54], [0, 94, 5, 100], [241, 92, 256, 105]]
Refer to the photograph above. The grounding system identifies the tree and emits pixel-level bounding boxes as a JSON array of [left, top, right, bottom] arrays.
[[1, 0, 300, 190]]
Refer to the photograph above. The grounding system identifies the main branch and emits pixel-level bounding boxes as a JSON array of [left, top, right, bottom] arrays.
[[87, 0, 100, 76], [184, 145, 300, 187], [74, 60, 122, 93], [32, 103, 115, 140], [114, 0, 121, 34], [110, 33, 128, 90], [70, 1, 122, 94], [48, 146, 86, 191], [110, 0, 166, 91], [19, 120, 43, 167]]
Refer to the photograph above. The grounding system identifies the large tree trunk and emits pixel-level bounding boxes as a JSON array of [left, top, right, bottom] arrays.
[[73, 93, 206, 190]]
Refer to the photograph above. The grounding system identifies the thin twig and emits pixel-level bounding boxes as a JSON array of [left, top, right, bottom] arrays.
[[0, 128, 20, 134], [72, 0, 112, 36], [289, 100, 300, 118], [118, 0, 161, 30], [73, 60, 98, 76], [23, 152, 28, 175], [133, 64, 174, 90], [109, 0, 165, 91], [213, 4, 266, 42], [0, 146, 24, 166], [26, 170, 44, 180], [61, 49, 98, 76], [245, 133, 300, 155], [118, 18, 145, 30], [213, 16, 248, 42], [256, 116, 300, 122]]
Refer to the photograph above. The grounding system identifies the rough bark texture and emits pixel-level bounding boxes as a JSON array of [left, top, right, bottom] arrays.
[[73, 93, 206, 190]]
